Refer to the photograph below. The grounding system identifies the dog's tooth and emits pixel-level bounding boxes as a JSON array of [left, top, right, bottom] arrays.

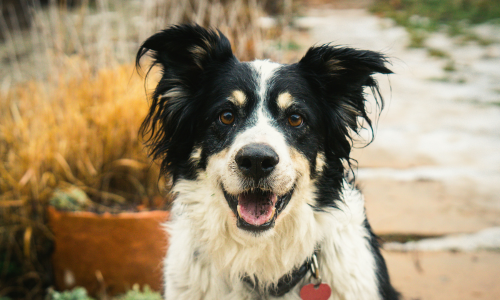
[[269, 206, 276, 220], [237, 205, 242, 218]]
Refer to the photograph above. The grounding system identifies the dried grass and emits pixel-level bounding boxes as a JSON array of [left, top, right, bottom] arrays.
[[1, 62, 157, 213], [0, 0, 272, 84]]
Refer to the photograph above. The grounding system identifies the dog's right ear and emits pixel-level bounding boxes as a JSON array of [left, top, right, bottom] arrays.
[[136, 24, 235, 180]]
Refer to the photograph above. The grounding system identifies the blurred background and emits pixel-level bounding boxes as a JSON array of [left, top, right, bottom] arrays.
[[1, 0, 499, 299]]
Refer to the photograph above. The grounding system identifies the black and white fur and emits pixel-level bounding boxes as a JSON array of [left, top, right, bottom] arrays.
[[136, 24, 399, 300]]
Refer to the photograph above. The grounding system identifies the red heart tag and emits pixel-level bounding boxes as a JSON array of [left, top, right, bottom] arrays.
[[300, 283, 332, 300]]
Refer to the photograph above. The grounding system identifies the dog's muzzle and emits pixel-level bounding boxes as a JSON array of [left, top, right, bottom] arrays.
[[223, 143, 294, 232]]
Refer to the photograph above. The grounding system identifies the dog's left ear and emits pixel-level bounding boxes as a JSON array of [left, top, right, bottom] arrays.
[[297, 45, 392, 159], [298, 45, 392, 128]]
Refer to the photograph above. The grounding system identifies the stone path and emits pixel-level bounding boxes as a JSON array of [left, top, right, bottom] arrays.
[[293, 7, 500, 300], [384, 250, 500, 300]]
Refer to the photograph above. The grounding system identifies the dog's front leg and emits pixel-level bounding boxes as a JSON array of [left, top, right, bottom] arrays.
[[163, 218, 221, 299]]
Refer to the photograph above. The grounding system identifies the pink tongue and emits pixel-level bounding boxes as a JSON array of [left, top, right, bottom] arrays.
[[238, 191, 277, 226]]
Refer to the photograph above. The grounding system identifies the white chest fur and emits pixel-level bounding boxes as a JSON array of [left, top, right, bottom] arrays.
[[162, 178, 381, 300]]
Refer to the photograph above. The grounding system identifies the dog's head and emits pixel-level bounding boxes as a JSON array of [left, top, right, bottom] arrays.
[[137, 24, 391, 234]]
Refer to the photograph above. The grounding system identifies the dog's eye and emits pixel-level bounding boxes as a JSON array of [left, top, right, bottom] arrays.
[[219, 110, 235, 125], [288, 114, 303, 127]]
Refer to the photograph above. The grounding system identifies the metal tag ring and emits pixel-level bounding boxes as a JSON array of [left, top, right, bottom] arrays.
[[310, 253, 321, 282]]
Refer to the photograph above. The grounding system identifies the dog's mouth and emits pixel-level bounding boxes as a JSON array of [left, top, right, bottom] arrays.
[[238, 190, 277, 226], [223, 187, 294, 232]]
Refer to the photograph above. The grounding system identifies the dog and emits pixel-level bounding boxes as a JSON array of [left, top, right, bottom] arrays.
[[136, 24, 400, 300]]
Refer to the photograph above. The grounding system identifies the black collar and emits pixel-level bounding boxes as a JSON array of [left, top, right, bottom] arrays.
[[242, 251, 317, 297]]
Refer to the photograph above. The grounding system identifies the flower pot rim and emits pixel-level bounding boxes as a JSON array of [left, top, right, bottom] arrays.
[[47, 205, 170, 220]]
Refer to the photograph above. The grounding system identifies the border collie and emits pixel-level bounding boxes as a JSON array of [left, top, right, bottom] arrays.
[[136, 24, 399, 300]]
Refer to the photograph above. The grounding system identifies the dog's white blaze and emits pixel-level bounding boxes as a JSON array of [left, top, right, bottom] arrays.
[[218, 60, 296, 196], [250, 59, 281, 106]]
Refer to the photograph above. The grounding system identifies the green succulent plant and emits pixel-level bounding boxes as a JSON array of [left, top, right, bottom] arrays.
[[47, 287, 94, 300], [49, 185, 92, 212], [118, 285, 162, 300]]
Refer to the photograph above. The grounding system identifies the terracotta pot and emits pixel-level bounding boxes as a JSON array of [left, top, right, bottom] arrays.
[[47, 206, 169, 296]]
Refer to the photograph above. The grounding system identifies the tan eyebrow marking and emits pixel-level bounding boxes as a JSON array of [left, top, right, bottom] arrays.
[[277, 92, 295, 110], [228, 90, 247, 106]]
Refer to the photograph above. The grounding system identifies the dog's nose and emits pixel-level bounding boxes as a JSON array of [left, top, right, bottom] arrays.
[[235, 144, 279, 180]]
